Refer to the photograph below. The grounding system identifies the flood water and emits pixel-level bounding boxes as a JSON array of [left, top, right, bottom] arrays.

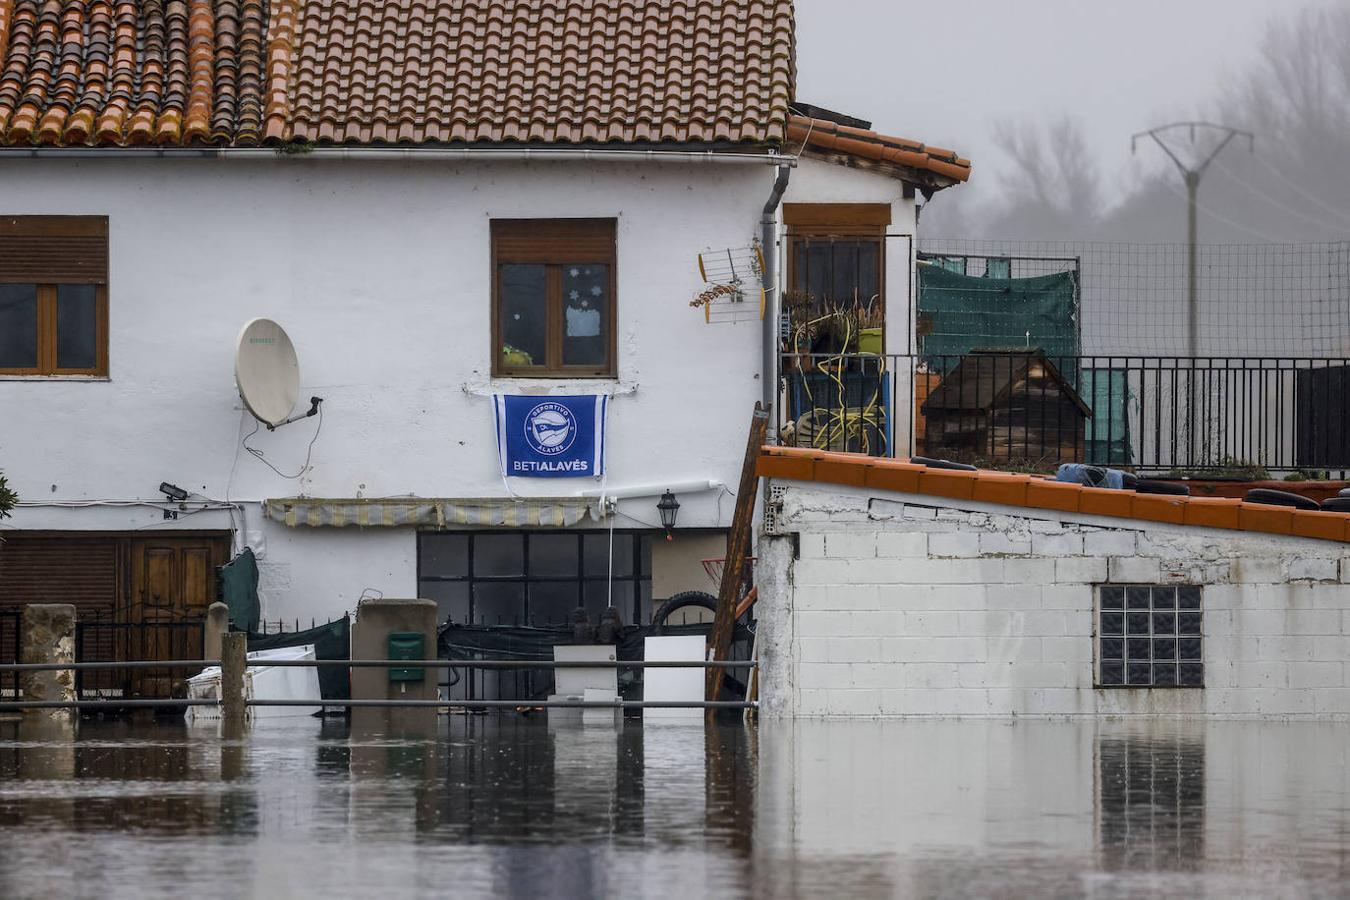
[[2, 715, 1350, 899]]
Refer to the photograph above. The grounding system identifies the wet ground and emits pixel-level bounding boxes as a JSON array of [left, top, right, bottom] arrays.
[[1, 715, 1349, 899]]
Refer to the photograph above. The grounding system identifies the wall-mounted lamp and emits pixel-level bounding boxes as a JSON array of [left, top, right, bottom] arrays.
[[657, 491, 680, 541]]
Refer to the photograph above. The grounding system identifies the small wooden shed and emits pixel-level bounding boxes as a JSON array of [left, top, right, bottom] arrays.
[[920, 349, 1091, 465]]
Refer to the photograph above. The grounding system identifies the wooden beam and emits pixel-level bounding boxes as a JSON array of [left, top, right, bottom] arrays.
[[706, 403, 769, 710]]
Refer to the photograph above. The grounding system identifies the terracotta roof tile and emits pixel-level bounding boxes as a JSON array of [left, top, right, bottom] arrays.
[[787, 113, 972, 184], [760, 447, 1350, 545], [0, 0, 794, 147]]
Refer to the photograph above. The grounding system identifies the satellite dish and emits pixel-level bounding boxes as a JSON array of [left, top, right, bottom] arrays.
[[234, 318, 300, 428]]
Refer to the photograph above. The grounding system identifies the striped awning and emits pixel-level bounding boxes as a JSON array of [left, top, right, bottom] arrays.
[[263, 497, 599, 529]]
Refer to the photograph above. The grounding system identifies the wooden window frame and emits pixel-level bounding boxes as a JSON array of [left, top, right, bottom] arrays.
[[491, 218, 617, 379], [784, 204, 889, 350], [0, 215, 109, 377]]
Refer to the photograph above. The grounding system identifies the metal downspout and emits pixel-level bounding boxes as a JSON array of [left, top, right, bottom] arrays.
[[760, 163, 792, 438]]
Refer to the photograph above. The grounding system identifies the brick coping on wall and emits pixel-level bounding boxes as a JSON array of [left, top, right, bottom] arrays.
[[757, 447, 1350, 545]]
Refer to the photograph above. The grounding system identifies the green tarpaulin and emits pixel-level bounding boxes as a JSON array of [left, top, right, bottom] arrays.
[[918, 265, 1079, 367], [216, 548, 260, 634]]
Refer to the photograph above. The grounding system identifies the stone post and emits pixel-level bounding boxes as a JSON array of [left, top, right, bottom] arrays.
[[21, 604, 76, 721], [220, 631, 247, 727], [203, 602, 229, 663], [351, 597, 438, 735]]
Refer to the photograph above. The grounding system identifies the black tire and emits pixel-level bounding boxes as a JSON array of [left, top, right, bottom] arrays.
[[1136, 480, 1190, 496], [1320, 497, 1350, 512], [911, 456, 978, 471], [1244, 488, 1320, 511], [652, 591, 717, 632]]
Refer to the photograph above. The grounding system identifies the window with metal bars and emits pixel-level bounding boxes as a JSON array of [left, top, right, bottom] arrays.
[[1097, 585, 1203, 688]]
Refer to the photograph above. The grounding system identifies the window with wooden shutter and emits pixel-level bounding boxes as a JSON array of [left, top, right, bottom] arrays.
[[0, 216, 109, 376], [491, 219, 617, 377]]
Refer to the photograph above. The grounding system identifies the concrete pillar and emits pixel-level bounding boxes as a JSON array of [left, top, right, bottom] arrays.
[[21, 604, 76, 721], [754, 534, 796, 718], [352, 597, 438, 734], [220, 631, 247, 728], [204, 602, 229, 663]]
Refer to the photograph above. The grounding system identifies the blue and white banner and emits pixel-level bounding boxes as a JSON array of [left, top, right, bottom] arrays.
[[494, 395, 607, 478]]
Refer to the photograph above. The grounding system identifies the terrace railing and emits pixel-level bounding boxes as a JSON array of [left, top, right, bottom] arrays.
[[779, 352, 1350, 476]]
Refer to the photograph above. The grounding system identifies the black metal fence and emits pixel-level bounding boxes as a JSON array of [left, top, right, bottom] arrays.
[[75, 613, 206, 700], [0, 610, 20, 699], [780, 352, 1350, 475]]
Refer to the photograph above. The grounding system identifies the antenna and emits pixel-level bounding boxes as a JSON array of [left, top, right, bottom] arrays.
[[234, 318, 322, 430], [691, 241, 766, 323]]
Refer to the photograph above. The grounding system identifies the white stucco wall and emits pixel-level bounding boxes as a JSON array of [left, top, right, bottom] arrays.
[[759, 481, 1350, 718], [0, 156, 916, 623]]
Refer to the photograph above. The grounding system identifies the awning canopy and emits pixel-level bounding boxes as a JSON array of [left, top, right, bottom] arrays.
[[263, 497, 600, 529]]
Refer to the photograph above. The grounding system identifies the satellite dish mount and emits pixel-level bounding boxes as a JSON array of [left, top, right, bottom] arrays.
[[234, 318, 323, 431]]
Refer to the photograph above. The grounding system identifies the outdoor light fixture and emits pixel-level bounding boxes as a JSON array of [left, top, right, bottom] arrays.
[[159, 482, 189, 503], [657, 491, 680, 541]]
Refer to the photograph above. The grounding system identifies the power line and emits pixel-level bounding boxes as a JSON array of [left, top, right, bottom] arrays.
[[1208, 155, 1350, 235], [1251, 153, 1350, 228]]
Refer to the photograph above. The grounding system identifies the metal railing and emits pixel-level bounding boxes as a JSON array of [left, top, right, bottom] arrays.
[[0, 658, 758, 711], [779, 352, 1350, 475], [75, 614, 206, 699]]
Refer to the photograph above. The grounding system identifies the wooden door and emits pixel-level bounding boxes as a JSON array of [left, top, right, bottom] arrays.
[[128, 536, 230, 697]]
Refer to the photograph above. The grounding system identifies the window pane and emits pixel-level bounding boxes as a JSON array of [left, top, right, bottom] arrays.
[[806, 242, 830, 301], [858, 242, 880, 305], [1126, 612, 1150, 635], [1178, 663, 1204, 686], [528, 581, 581, 625], [499, 264, 546, 368], [474, 534, 524, 576], [0, 284, 37, 368], [1099, 661, 1124, 686], [584, 533, 633, 577], [529, 533, 579, 577], [420, 534, 469, 578], [420, 581, 469, 626], [1099, 611, 1124, 636], [1177, 586, 1202, 609], [1153, 663, 1179, 686], [56, 284, 97, 369], [1100, 586, 1125, 609], [1100, 637, 1124, 660], [584, 580, 633, 616], [473, 582, 525, 624], [1126, 587, 1151, 609], [1152, 611, 1176, 635], [1153, 638, 1177, 661], [832, 242, 859, 304], [562, 264, 607, 366]]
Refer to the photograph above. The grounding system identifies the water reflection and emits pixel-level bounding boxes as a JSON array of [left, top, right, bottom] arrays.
[[1, 716, 1350, 898], [1097, 731, 1205, 871]]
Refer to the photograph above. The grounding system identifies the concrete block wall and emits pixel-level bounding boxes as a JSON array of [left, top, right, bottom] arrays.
[[758, 484, 1350, 718]]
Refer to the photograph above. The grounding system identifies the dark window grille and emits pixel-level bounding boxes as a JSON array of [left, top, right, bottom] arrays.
[[1098, 584, 1203, 688]]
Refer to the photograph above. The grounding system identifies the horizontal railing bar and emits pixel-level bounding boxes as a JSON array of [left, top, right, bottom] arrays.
[[0, 698, 755, 710], [0, 658, 755, 672], [245, 699, 757, 709], [0, 699, 213, 709]]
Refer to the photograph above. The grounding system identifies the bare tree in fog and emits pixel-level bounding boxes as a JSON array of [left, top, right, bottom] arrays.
[[925, 3, 1350, 243]]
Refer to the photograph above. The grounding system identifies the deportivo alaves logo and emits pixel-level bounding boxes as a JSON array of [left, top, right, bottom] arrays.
[[517, 401, 588, 473]]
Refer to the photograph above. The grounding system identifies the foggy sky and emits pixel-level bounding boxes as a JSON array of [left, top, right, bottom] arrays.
[[794, 0, 1307, 211]]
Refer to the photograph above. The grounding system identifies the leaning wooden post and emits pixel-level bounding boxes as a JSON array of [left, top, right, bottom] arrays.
[[707, 402, 769, 712], [220, 631, 247, 726]]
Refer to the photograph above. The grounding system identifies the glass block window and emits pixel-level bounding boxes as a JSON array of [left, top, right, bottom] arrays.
[[1097, 585, 1203, 688]]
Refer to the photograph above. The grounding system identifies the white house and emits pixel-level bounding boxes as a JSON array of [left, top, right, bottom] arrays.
[[0, 1, 968, 639]]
